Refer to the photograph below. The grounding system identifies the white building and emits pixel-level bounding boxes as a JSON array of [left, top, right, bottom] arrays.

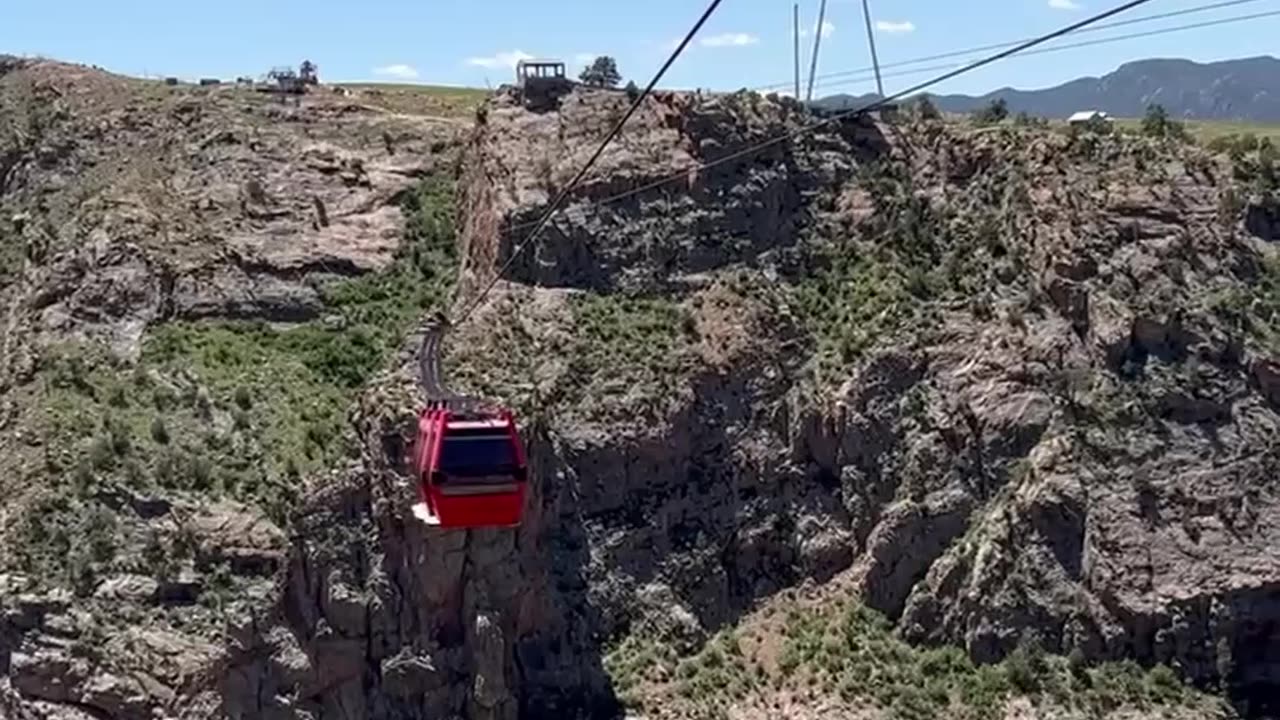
[[1067, 110, 1111, 126]]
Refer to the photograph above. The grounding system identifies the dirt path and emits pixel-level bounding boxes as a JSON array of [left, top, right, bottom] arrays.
[[352, 102, 471, 126]]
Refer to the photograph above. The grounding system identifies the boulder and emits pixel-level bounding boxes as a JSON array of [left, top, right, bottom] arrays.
[[189, 501, 286, 575]]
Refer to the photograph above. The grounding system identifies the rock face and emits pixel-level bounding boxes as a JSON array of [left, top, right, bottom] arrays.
[[211, 89, 892, 718], [1246, 196, 1279, 242], [1, 60, 466, 720], [5, 68, 1280, 720], [0, 497, 285, 719], [209, 87, 1280, 719], [0, 59, 457, 366], [456, 86, 887, 296]]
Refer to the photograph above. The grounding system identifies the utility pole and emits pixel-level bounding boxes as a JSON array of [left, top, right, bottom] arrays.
[[861, 0, 885, 97], [793, 3, 801, 99], [805, 0, 828, 102]]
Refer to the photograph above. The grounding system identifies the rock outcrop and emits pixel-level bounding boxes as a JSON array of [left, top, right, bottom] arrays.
[[0, 59, 457, 365], [1, 60, 473, 720], [210, 88, 1280, 718], [456, 87, 887, 296], [4, 63, 1280, 720], [0, 497, 272, 719]]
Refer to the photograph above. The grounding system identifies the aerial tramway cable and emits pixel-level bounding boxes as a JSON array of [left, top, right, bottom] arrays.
[[418, 0, 726, 399], [476, 3, 1275, 251], [804, 7, 1280, 96], [754, 0, 1270, 94], [408, 0, 1175, 529], [432, 0, 1173, 374], [408, 0, 729, 530], [488, 0, 1162, 249], [449, 0, 728, 328]]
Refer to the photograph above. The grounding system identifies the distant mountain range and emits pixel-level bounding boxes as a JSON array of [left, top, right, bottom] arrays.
[[813, 56, 1280, 122]]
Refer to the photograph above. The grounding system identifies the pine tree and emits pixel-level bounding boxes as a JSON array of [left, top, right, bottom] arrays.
[[915, 95, 940, 120], [579, 56, 622, 88]]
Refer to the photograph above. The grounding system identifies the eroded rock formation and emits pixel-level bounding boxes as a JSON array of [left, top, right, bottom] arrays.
[[3, 62, 1280, 719]]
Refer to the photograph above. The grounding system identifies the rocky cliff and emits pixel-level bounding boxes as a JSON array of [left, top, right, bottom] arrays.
[[0, 57, 465, 718], [2, 59, 1280, 720], [219, 88, 1280, 719]]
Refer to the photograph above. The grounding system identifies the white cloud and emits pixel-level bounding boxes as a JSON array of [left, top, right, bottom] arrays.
[[700, 33, 760, 48], [465, 50, 535, 70], [876, 20, 916, 33], [373, 64, 418, 80], [801, 21, 836, 38], [1048, 0, 1082, 8]]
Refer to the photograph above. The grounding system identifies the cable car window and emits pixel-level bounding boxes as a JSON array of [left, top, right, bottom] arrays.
[[439, 434, 517, 476]]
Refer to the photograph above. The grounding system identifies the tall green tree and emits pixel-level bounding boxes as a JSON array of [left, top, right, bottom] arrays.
[[1141, 103, 1185, 140], [915, 95, 940, 120], [974, 98, 1008, 125], [580, 56, 622, 88]]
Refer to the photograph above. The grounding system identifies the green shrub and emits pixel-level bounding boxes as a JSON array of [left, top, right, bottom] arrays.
[[62, 503, 118, 596], [150, 416, 170, 444], [189, 454, 213, 490], [892, 684, 937, 720], [974, 99, 1009, 125], [88, 435, 115, 470], [106, 415, 131, 456], [1141, 104, 1186, 141], [710, 600, 1202, 719], [140, 530, 170, 578], [1067, 647, 1090, 684], [154, 450, 178, 487], [547, 292, 693, 419], [1145, 664, 1183, 702], [72, 461, 95, 494], [1006, 634, 1047, 693], [1088, 660, 1146, 712], [107, 383, 128, 408], [905, 96, 936, 121], [199, 386, 220, 417], [151, 384, 176, 411], [122, 458, 148, 489]]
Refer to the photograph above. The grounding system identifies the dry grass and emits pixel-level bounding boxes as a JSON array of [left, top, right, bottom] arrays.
[[1034, 116, 1280, 144], [1115, 117, 1280, 143], [333, 83, 490, 118]]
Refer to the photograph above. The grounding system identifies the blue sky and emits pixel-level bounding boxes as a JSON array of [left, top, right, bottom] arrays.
[[3, 0, 1277, 97]]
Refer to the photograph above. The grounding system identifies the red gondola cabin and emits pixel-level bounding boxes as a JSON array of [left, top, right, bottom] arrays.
[[411, 407, 528, 529]]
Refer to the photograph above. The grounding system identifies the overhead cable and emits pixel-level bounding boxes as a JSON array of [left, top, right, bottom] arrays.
[[452, 0, 726, 325], [493, 0, 1162, 241]]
